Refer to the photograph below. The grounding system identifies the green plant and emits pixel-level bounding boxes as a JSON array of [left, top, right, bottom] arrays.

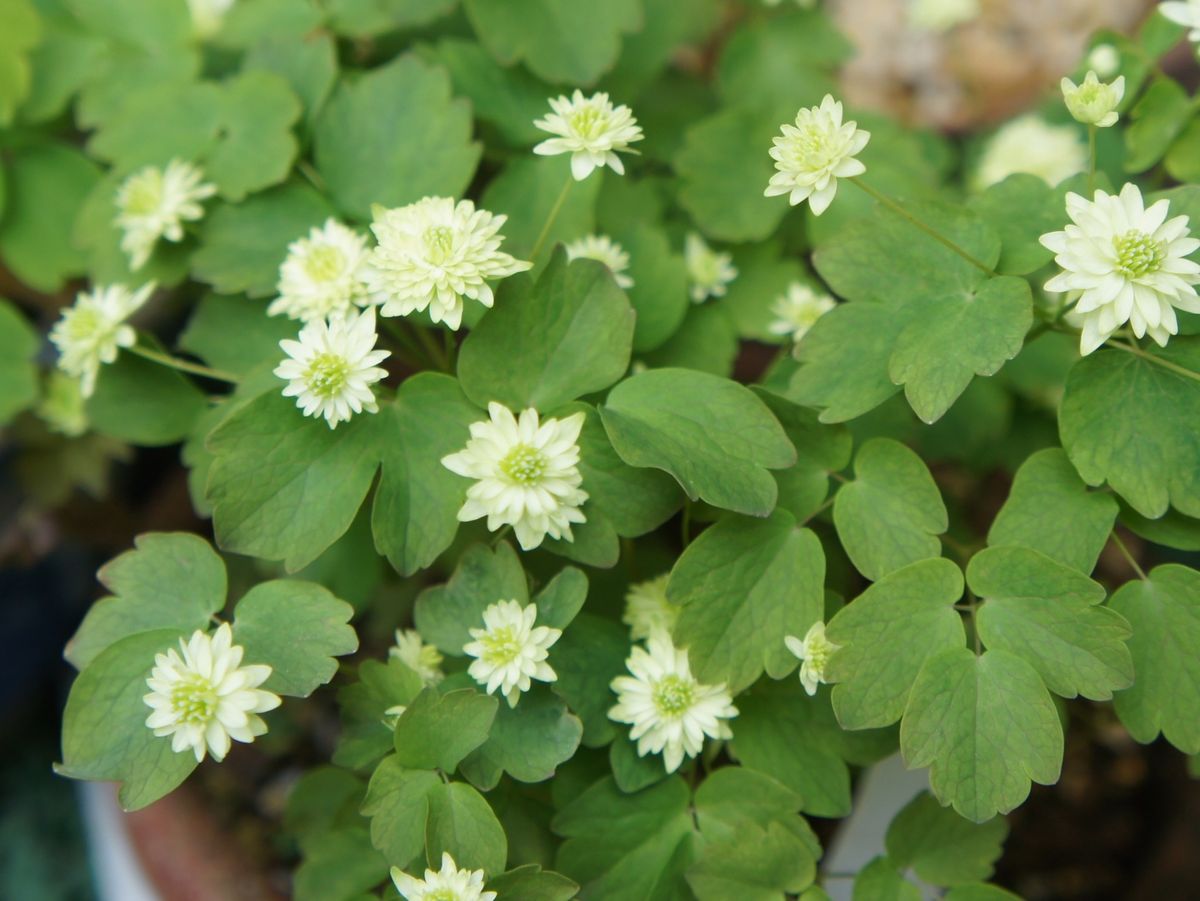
[[2, 0, 1198, 897]]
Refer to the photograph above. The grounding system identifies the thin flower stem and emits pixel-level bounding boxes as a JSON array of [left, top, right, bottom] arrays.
[[127, 343, 238, 383], [412, 322, 450, 372], [382, 318, 434, 369], [529, 174, 574, 262], [800, 494, 836, 526], [443, 328, 458, 372], [1106, 339, 1200, 383], [1087, 124, 1097, 195], [680, 500, 693, 548], [966, 588, 982, 656], [1109, 531, 1148, 581], [850, 177, 998, 277]]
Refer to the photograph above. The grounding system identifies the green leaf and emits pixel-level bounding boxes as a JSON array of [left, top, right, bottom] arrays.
[[179, 294, 296, 376], [206, 390, 382, 571], [479, 156, 600, 272], [487, 865, 579, 901], [639, 302, 739, 377], [63, 0, 191, 49], [885, 791, 1008, 887], [788, 302, 903, 422], [826, 558, 965, 729], [326, 0, 457, 37], [550, 613, 629, 747], [414, 542, 528, 655], [1110, 564, 1200, 753], [600, 368, 796, 516], [463, 0, 640, 85], [86, 350, 208, 446], [616, 224, 690, 353], [754, 388, 852, 522], [393, 688, 499, 772], [671, 512, 825, 692], [335, 659, 424, 771], [372, 373, 479, 576], [0, 142, 99, 291], [458, 248, 635, 411], [192, 180, 336, 297], [720, 244, 806, 343], [1125, 76, 1192, 173], [425, 781, 508, 877], [887, 277, 1032, 424], [542, 510, 621, 569], [59, 630, 198, 811], [232, 580, 357, 697], [833, 438, 947, 581], [243, 32, 338, 127], [852, 857, 921, 901], [988, 447, 1119, 574], [314, 55, 479, 220], [901, 647, 1064, 822], [965, 174, 1062, 275], [87, 80, 223, 172], [461, 688, 583, 789], [970, 546, 1132, 700], [609, 731, 668, 793], [1120, 504, 1200, 552], [715, 9, 847, 107], [553, 776, 694, 900], [534, 566, 588, 630], [0, 300, 38, 426], [361, 756, 440, 868], [428, 38, 549, 147], [66, 533, 227, 670], [1059, 340, 1200, 519], [294, 827, 388, 901], [813, 201, 1000, 305], [675, 103, 792, 243], [0, 0, 40, 125], [204, 71, 301, 201]]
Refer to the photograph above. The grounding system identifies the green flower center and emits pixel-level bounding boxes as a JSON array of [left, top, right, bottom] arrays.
[[788, 124, 838, 170], [499, 444, 546, 485], [1114, 229, 1166, 278], [569, 106, 606, 140], [479, 626, 522, 667], [64, 307, 106, 342], [170, 674, 217, 725], [305, 352, 350, 398], [123, 176, 163, 216], [426, 891, 460, 901], [303, 245, 345, 282], [423, 225, 457, 263], [806, 638, 835, 675], [653, 674, 696, 718]]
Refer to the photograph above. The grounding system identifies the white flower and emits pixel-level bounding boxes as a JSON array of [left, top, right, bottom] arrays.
[[391, 853, 496, 901], [622, 574, 678, 642], [463, 599, 561, 707], [533, 90, 644, 181], [363, 197, 530, 331], [608, 630, 737, 774], [973, 115, 1086, 191], [441, 403, 588, 551], [1061, 71, 1125, 128], [565, 234, 634, 289], [269, 219, 371, 322], [143, 623, 280, 763], [187, 0, 235, 38], [1160, 0, 1200, 43], [274, 308, 390, 429], [768, 282, 836, 353], [1039, 183, 1200, 354], [907, 0, 980, 32], [764, 94, 870, 216], [1087, 44, 1122, 79], [114, 159, 216, 270], [49, 283, 154, 398], [784, 621, 841, 696], [390, 629, 444, 686], [684, 233, 737, 303]]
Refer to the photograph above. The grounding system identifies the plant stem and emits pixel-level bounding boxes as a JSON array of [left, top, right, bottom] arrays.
[[412, 322, 449, 372], [966, 588, 982, 656], [382, 318, 434, 369], [850, 177, 998, 277], [1109, 531, 1148, 581], [443, 328, 458, 372], [1087, 124, 1097, 195], [529, 174, 574, 262], [800, 494, 836, 527], [127, 343, 238, 383], [680, 500, 693, 548], [1106, 340, 1200, 383]]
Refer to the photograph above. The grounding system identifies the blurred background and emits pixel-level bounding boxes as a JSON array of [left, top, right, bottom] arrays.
[[3, 0, 1198, 899]]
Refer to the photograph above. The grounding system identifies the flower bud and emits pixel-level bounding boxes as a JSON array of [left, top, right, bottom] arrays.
[[1061, 70, 1126, 128]]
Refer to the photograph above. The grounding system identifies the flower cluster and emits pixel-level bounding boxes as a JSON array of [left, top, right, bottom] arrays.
[[785, 622, 840, 696], [622, 574, 677, 641], [1061, 71, 1125, 128], [609, 631, 737, 774], [115, 159, 215, 270], [269, 218, 371, 322], [49, 282, 153, 397], [441, 403, 588, 551], [684, 233, 737, 303], [974, 116, 1085, 190], [390, 629, 444, 686], [765, 94, 870, 215], [534, 91, 643, 181], [464, 600, 561, 707], [1040, 184, 1200, 354], [565, 234, 634, 288], [391, 853, 495, 901], [143, 623, 280, 763], [769, 281, 837, 353]]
